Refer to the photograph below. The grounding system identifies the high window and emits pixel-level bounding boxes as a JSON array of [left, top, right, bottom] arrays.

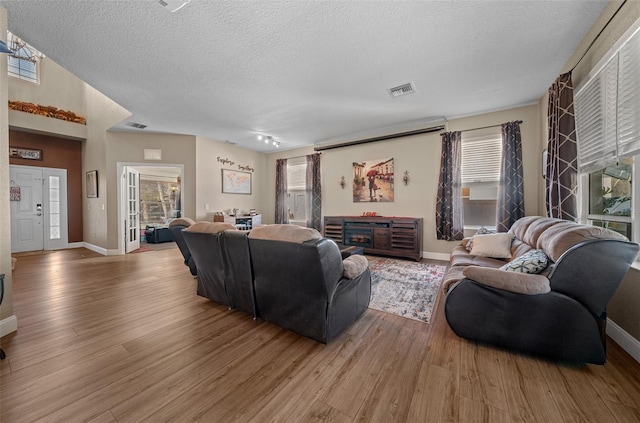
[[461, 134, 503, 229], [6, 31, 43, 84]]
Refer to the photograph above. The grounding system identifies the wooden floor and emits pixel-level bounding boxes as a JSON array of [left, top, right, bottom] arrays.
[[2, 247, 640, 422]]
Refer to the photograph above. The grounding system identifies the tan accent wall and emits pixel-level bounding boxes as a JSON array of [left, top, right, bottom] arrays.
[[195, 136, 267, 222], [9, 130, 84, 243], [265, 104, 543, 256], [105, 132, 197, 250], [0, 6, 13, 322]]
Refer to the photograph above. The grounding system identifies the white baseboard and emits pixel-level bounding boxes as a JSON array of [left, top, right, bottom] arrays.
[[0, 315, 18, 338], [83, 242, 108, 256], [422, 251, 450, 261], [607, 318, 640, 364], [67, 242, 84, 249]]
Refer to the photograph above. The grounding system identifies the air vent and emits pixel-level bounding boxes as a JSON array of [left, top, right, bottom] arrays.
[[388, 82, 416, 98], [127, 122, 147, 129]]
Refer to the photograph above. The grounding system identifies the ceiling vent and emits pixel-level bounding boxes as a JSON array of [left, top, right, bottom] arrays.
[[388, 82, 416, 98], [127, 122, 147, 129], [158, 0, 191, 12]]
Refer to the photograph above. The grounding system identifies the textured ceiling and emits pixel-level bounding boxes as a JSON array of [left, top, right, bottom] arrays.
[[1, 0, 607, 152]]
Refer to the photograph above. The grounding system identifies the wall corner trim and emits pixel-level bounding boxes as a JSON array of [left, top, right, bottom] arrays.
[[0, 315, 18, 338], [607, 317, 640, 364]]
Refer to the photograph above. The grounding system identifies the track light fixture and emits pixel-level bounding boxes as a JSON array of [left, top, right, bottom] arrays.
[[257, 134, 280, 148]]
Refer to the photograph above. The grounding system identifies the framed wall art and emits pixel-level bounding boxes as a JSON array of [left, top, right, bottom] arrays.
[[86, 170, 98, 198], [222, 169, 251, 194], [352, 158, 394, 202]]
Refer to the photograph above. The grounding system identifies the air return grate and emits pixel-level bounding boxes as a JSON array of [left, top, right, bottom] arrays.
[[388, 82, 416, 98]]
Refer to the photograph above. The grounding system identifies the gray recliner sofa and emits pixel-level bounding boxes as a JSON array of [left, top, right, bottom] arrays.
[[443, 216, 638, 364], [247, 224, 371, 344]]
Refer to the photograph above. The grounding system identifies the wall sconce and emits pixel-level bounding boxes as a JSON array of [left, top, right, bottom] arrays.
[[402, 170, 410, 186], [340, 176, 346, 189]]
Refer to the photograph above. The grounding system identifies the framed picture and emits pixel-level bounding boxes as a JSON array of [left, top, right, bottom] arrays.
[[353, 158, 394, 202], [86, 170, 98, 198], [222, 169, 251, 194]]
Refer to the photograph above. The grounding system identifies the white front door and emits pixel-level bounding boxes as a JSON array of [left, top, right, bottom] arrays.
[[125, 167, 140, 253], [10, 166, 44, 253]]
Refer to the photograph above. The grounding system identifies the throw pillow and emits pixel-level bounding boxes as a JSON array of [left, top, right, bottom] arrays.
[[464, 226, 497, 251], [469, 233, 513, 259], [462, 266, 551, 295], [500, 249, 548, 274], [343, 254, 369, 279]]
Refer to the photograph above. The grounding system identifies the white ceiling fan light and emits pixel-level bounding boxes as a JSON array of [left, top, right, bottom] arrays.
[[158, 0, 191, 13]]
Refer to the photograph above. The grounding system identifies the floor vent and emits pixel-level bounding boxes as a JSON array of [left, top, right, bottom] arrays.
[[127, 122, 147, 129], [388, 82, 416, 98]]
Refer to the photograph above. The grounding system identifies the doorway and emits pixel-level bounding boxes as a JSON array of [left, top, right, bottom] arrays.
[[116, 163, 184, 254], [10, 165, 69, 253]]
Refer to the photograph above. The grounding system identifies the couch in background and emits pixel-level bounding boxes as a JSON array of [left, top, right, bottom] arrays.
[[443, 216, 639, 364]]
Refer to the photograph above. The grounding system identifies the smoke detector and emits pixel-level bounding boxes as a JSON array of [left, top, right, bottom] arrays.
[[388, 82, 417, 98], [158, 0, 191, 12]]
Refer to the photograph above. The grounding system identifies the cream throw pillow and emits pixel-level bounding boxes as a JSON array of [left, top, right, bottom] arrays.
[[469, 233, 513, 259], [342, 255, 369, 279]]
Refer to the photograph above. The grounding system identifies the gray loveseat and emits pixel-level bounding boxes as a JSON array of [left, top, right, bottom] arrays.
[[443, 216, 638, 364]]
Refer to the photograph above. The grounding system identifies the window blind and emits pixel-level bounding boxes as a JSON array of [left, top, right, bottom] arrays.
[[575, 25, 640, 173], [461, 135, 502, 184], [617, 28, 640, 158], [575, 58, 618, 173]]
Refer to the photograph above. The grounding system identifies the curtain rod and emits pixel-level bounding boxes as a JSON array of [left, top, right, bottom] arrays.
[[280, 152, 321, 160], [442, 120, 523, 135], [569, 0, 627, 73]]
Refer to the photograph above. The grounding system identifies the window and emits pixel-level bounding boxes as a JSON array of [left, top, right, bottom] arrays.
[[49, 176, 61, 240], [461, 134, 502, 229], [586, 157, 633, 239], [286, 157, 308, 225], [575, 18, 640, 245], [6, 31, 43, 83]]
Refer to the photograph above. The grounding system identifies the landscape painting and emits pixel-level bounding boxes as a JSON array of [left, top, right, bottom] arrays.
[[353, 158, 394, 202]]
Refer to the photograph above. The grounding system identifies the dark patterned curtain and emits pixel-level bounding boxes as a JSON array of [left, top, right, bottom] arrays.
[[546, 72, 578, 221], [306, 153, 322, 231], [436, 131, 464, 241], [275, 158, 288, 224], [496, 121, 525, 232]]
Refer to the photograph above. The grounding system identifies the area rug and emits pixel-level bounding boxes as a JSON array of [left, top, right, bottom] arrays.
[[366, 256, 446, 324]]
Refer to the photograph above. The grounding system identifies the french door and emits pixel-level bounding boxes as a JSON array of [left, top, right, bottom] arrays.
[[124, 167, 140, 253]]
